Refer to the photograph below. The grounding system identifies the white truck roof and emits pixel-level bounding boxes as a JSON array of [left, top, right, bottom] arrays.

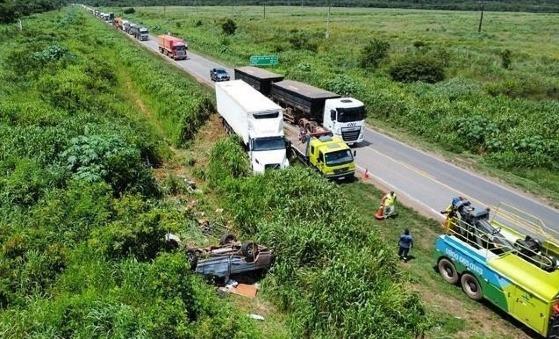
[[216, 80, 282, 115]]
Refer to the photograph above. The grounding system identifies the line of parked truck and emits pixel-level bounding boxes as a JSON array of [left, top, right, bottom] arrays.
[[215, 66, 362, 181], [86, 6, 361, 181]]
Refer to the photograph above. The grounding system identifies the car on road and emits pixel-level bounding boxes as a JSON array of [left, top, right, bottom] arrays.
[[210, 68, 230, 82]]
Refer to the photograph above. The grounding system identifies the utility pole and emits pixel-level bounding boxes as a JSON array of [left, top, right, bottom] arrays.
[[478, 1, 484, 33], [263, 2, 266, 19], [325, 0, 331, 39]]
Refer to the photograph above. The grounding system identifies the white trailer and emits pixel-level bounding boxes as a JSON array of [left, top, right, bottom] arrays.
[[215, 80, 289, 173]]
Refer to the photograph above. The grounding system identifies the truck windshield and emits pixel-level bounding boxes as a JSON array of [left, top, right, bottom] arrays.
[[337, 107, 365, 123], [253, 136, 285, 151], [253, 112, 279, 119], [325, 149, 353, 166], [176, 46, 186, 52], [140, 29, 148, 33]]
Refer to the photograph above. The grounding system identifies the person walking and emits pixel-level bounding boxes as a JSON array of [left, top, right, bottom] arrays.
[[398, 229, 413, 261]]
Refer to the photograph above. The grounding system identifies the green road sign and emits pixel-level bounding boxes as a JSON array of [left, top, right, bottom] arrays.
[[250, 55, 278, 66]]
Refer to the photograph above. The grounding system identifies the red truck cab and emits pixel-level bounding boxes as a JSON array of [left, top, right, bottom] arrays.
[[158, 35, 187, 60]]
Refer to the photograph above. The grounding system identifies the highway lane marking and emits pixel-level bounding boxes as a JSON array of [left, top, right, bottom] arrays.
[[356, 164, 443, 220], [360, 146, 488, 209], [364, 126, 559, 217], [359, 147, 547, 237]]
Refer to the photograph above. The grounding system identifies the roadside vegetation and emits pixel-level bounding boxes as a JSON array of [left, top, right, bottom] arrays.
[[0, 8, 255, 337], [120, 6, 559, 203], [79, 0, 559, 13]]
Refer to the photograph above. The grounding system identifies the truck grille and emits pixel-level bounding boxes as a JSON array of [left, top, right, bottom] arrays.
[[265, 164, 280, 170], [334, 167, 349, 174], [341, 129, 360, 142]]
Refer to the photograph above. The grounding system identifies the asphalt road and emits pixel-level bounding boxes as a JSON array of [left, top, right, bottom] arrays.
[[106, 17, 559, 240]]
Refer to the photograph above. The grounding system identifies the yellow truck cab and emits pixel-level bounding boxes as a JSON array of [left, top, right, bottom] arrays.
[[291, 132, 356, 180]]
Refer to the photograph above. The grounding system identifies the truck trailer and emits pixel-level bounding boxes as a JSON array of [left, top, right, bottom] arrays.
[[215, 80, 289, 173], [271, 80, 365, 145], [158, 35, 187, 60], [234, 67, 285, 96]]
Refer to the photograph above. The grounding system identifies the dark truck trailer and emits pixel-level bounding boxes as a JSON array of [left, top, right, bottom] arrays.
[[234, 67, 284, 97], [270, 80, 340, 125]]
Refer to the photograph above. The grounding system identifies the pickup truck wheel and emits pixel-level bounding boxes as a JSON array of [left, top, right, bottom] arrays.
[[438, 258, 459, 284], [241, 242, 259, 262], [461, 273, 482, 300], [186, 249, 199, 270], [219, 233, 237, 245]]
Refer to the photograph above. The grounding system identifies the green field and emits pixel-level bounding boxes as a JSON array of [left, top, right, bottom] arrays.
[[119, 5, 559, 203]]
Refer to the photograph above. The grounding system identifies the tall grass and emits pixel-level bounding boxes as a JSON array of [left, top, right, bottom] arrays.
[[208, 138, 430, 338]]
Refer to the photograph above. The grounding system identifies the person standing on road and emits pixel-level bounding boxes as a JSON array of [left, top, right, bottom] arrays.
[[398, 229, 413, 261]]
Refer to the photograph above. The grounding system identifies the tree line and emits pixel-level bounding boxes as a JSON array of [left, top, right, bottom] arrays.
[[78, 0, 559, 13], [0, 0, 67, 24]]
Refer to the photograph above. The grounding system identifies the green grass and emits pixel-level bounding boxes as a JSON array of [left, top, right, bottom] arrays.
[[115, 5, 559, 204]]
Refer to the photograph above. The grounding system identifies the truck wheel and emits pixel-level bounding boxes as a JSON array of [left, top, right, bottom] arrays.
[[241, 242, 259, 262], [219, 233, 237, 245], [461, 273, 482, 300], [438, 258, 459, 284]]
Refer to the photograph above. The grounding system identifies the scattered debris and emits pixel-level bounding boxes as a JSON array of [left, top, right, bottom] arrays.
[[248, 313, 265, 321], [230, 283, 258, 298]]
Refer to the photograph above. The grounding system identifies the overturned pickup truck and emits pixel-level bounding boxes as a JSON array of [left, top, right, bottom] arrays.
[[165, 233, 273, 280]]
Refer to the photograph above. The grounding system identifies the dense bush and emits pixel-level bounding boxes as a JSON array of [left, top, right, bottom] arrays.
[[221, 18, 237, 35], [389, 55, 445, 83], [123, 7, 135, 14], [288, 29, 320, 53], [208, 139, 429, 337], [207, 137, 250, 187], [360, 38, 390, 69]]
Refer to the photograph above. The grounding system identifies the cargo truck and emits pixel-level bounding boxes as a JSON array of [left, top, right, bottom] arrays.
[[122, 20, 130, 32], [215, 80, 289, 173], [130, 26, 149, 41], [271, 80, 365, 145], [158, 35, 187, 60], [128, 23, 137, 35], [234, 66, 285, 97], [234, 67, 366, 145]]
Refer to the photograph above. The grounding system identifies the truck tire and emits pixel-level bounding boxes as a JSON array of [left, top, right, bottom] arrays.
[[241, 242, 259, 262], [438, 258, 459, 284], [219, 233, 237, 246], [461, 273, 482, 300]]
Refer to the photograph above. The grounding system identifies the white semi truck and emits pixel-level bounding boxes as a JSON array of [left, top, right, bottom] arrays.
[[235, 67, 366, 145], [215, 80, 289, 173]]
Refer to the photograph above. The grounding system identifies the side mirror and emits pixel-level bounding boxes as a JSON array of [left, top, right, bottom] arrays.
[[330, 110, 336, 121], [353, 150, 357, 157]]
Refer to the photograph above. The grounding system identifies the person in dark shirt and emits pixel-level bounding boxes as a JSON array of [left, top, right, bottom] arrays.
[[398, 229, 413, 261]]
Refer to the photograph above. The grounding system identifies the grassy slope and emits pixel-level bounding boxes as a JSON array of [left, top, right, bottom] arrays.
[[115, 5, 559, 204]]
